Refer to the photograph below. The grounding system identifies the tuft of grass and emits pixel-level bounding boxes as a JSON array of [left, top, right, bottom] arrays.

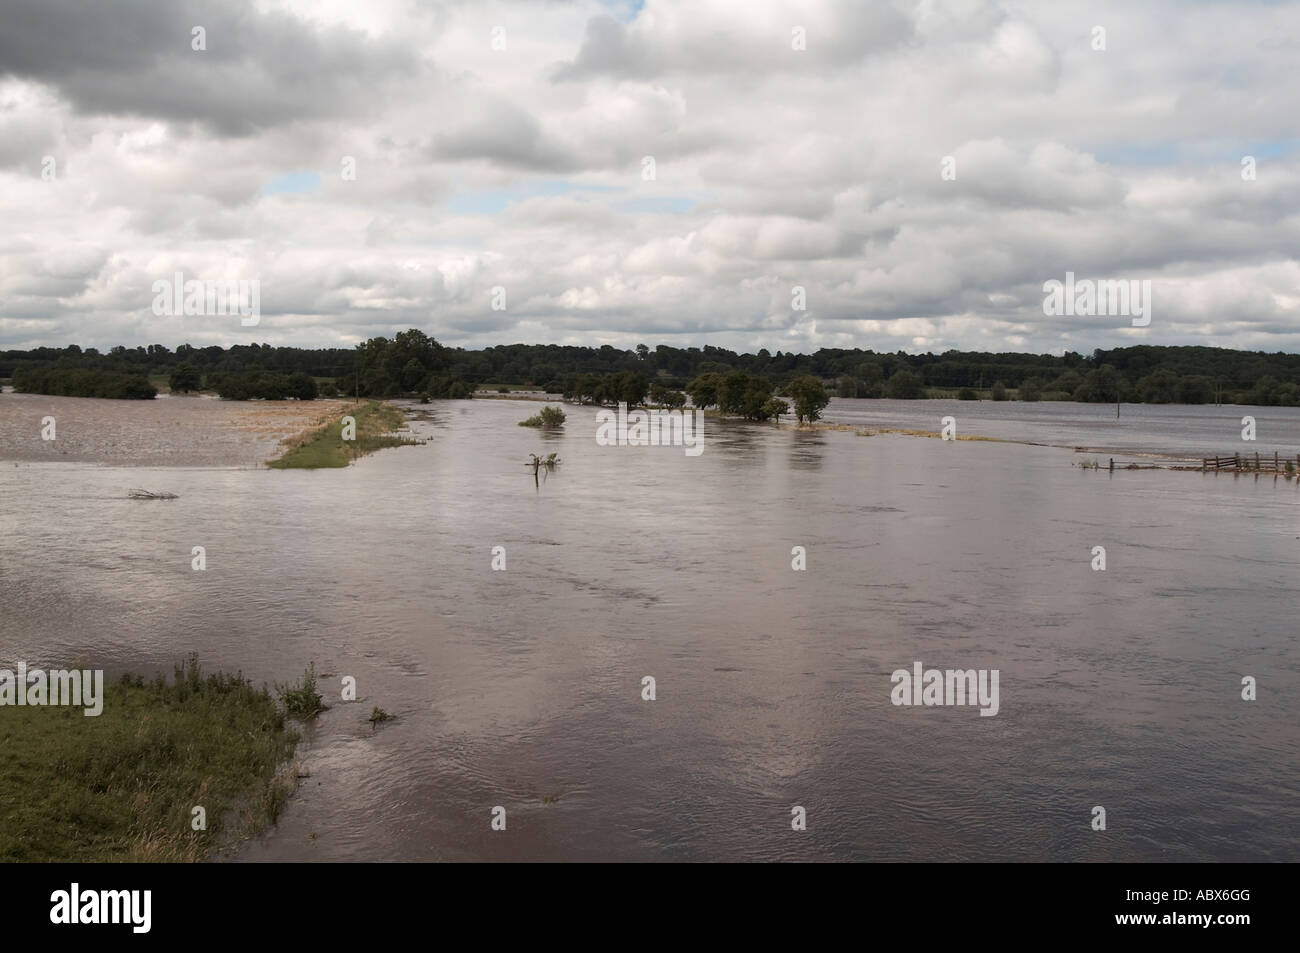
[[0, 656, 300, 862], [268, 401, 421, 469], [276, 664, 325, 718], [368, 706, 394, 725]]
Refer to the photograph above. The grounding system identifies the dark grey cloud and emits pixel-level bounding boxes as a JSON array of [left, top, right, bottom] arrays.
[[0, 0, 425, 135], [554, 3, 913, 80], [431, 101, 578, 172]]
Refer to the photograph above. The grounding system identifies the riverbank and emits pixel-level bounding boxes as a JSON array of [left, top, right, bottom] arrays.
[[267, 400, 421, 469], [0, 659, 301, 861]]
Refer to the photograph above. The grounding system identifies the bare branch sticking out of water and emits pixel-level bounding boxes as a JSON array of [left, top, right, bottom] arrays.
[[127, 489, 178, 500]]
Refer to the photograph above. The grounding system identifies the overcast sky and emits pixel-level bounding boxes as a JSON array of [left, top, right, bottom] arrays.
[[1, 0, 1296, 356]]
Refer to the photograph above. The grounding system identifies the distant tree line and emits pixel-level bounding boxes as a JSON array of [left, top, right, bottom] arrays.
[[4, 338, 1298, 405], [11, 367, 157, 399], [204, 369, 319, 401]]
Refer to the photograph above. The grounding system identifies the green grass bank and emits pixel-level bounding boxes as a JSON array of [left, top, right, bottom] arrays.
[[0, 659, 301, 862], [267, 400, 420, 469]]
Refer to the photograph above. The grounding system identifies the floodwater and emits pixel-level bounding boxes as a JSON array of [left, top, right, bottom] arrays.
[[0, 391, 345, 467], [821, 397, 1300, 462], [1, 397, 1297, 861]]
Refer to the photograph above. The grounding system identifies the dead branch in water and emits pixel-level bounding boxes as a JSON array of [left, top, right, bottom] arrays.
[[128, 486, 178, 501]]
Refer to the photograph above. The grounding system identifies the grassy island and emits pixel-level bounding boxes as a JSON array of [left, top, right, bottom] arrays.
[[268, 400, 420, 469]]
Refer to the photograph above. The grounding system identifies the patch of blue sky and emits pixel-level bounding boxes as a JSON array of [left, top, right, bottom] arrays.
[[600, 0, 644, 24], [611, 196, 697, 214], [1093, 139, 1296, 166], [262, 170, 321, 195], [446, 177, 624, 214]]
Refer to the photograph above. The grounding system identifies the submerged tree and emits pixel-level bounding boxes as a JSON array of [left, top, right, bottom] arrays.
[[785, 375, 830, 423]]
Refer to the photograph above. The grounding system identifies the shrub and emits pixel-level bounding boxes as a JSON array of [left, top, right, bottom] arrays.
[[885, 371, 925, 399], [519, 405, 566, 428]]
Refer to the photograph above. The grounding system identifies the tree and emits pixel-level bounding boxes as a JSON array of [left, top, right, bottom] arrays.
[[1019, 378, 1042, 402], [1250, 375, 1280, 406], [762, 397, 790, 422], [837, 375, 868, 398], [1074, 365, 1125, 403], [685, 372, 722, 410], [169, 364, 202, 393], [287, 372, 318, 400], [401, 358, 426, 392], [885, 370, 925, 399], [1175, 376, 1213, 404], [717, 371, 773, 419], [650, 383, 686, 408], [662, 389, 686, 408], [1137, 369, 1177, 403], [786, 375, 829, 423], [617, 371, 649, 406], [991, 381, 1008, 401]]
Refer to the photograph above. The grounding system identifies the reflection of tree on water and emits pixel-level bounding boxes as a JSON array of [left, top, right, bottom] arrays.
[[790, 432, 826, 470]]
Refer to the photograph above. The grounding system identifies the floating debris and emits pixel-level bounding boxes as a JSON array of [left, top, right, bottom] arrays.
[[127, 488, 178, 500]]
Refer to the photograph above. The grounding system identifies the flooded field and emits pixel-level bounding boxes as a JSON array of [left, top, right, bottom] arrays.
[[1, 397, 1297, 861], [0, 392, 348, 467], [819, 398, 1300, 462]]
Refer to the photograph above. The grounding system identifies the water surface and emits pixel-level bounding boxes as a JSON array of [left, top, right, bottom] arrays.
[[1, 398, 1296, 861]]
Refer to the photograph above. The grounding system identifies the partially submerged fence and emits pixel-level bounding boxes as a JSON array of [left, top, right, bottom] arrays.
[[1202, 451, 1298, 473]]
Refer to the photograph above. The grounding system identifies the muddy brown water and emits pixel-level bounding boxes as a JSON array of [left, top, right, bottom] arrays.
[[1, 397, 1296, 860]]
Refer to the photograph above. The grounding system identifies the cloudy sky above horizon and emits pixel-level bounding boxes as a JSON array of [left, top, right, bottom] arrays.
[[1, 0, 1297, 357]]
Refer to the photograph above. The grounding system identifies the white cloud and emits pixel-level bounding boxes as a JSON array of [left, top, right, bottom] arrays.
[[0, 0, 1297, 355]]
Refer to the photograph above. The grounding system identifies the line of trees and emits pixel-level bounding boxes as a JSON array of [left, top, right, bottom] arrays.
[[205, 369, 319, 401], [5, 338, 1299, 405], [11, 367, 156, 399], [680, 371, 824, 422]]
